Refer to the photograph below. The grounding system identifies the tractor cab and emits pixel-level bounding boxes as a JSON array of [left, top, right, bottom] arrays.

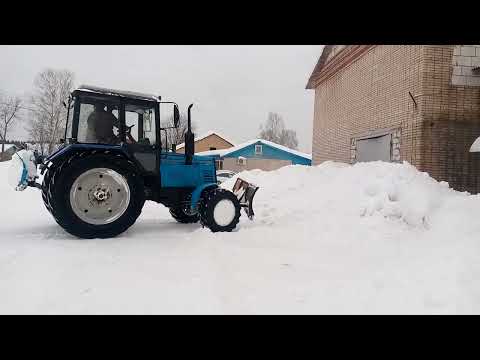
[[8, 85, 259, 239], [63, 85, 178, 173]]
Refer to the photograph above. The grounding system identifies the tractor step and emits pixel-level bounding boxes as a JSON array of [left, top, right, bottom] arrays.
[[232, 178, 259, 220]]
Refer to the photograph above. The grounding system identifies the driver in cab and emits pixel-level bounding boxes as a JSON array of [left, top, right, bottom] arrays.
[[86, 103, 120, 144]]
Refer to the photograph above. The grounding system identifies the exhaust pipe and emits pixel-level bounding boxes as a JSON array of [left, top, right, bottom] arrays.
[[185, 104, 194, 165]]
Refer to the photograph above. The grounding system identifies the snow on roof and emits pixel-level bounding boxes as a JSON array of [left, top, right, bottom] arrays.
[[76, 85, 160, 102], [1, 144, 18, 152], [176, 130, 236, 149], [197, 139, 312, 160]]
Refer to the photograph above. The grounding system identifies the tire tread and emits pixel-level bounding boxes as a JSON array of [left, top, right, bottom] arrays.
[[199, 188, 241, 232], [41, 150, 144, 238]]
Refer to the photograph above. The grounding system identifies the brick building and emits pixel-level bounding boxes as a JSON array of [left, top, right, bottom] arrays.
[[176, 130, 235, 154], [306, 45, 480, 193]]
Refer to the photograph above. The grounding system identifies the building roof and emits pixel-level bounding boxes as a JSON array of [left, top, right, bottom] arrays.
[[306, 46, 334, 89], [197, 138, 312, 160], [76, 85, 161, 102], [176, 130, 236, 150], [1, 144, 18, 152], [306, 45, 375, 89]]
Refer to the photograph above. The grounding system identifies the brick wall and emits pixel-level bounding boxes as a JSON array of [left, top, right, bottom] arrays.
[[451, 45, 480, 86], [420, 45, 480, 192], [312, 45, 423, 167], [311, 45, 480, 193]]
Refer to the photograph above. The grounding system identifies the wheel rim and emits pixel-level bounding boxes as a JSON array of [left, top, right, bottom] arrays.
[[69, 168, 131, 225], [213, 199, 236, 227]]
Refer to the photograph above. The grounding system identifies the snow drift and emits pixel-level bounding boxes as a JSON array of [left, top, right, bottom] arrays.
[[1, 160, 480, 314], [223, 160, 479, 231]]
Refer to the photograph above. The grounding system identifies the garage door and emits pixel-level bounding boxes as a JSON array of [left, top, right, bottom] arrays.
[[356, 134, 391, 162]]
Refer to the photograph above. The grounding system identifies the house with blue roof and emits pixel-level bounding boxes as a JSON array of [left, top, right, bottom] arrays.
[[197, 139, 311, 172]]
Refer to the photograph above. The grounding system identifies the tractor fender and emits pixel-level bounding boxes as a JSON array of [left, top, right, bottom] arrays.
[[46, 144, 125, 164], [190, 183, 218, 210], [43, 144, 136, 175]]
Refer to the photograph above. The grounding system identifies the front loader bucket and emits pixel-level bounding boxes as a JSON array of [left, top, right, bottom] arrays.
[[232, 178, 259, 220]]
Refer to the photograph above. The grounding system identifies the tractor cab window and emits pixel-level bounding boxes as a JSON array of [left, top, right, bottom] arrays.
[[77, 98, 120, 145], [124, 103, 156, 146], [65, 98, 75, 141]]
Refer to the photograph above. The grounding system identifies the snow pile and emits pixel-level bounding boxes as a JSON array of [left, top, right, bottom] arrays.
[[223, 161, 473, 230]]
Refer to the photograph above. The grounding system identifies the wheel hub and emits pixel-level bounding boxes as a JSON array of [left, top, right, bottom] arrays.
[[213, 199, 236, 227], [70, 168, 130, 225], [93, 187, 111, 202]]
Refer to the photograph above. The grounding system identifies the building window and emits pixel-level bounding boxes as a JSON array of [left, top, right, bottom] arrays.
[[237, 157, 247, 166], [210, 147, 217, 150], [255, 145, 262, 155], [215, 159, 223, 170]]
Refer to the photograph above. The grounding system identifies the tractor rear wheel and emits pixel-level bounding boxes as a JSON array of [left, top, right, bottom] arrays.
[[43, 153, 145, 239], [169, 206, 200, 224], [199, 188, 241, 232]]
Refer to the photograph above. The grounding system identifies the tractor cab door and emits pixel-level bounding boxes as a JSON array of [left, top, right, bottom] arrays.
[[123, 101, 159, 174]]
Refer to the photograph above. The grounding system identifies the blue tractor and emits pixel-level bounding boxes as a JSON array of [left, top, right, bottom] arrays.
[[9, 85, 258, 238]]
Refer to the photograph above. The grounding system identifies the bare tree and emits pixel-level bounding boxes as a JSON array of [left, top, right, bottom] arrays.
[[0, 92, 22, 159], [27, 115, 49, 155], [28, 69, 74, 155], [259, 112, 298, 149], [161, 112, 196, 151]]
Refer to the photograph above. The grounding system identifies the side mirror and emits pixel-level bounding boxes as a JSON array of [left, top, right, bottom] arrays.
[[173, 105, 180, 128], [62, 101, 67, 109]]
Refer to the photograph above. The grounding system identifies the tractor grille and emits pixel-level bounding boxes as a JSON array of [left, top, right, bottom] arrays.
[[203, 170, 215, 183]]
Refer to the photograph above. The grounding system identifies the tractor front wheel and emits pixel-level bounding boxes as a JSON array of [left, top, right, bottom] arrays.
[[199, 188, 241, 232]]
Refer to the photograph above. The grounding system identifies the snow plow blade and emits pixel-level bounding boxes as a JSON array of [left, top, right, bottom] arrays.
[[232, 178, 259, 220]]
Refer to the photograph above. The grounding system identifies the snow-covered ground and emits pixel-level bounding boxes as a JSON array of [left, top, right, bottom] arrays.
[[1, 160, 480, 314]]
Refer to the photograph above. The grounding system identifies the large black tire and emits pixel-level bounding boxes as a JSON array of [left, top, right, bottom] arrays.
[[42, 152, 145, 239], [169, 207, 200, 224], [199, 188, 241, 232]]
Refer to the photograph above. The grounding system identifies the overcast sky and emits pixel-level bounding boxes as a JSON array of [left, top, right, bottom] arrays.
[[0, 45, 323, 153]]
